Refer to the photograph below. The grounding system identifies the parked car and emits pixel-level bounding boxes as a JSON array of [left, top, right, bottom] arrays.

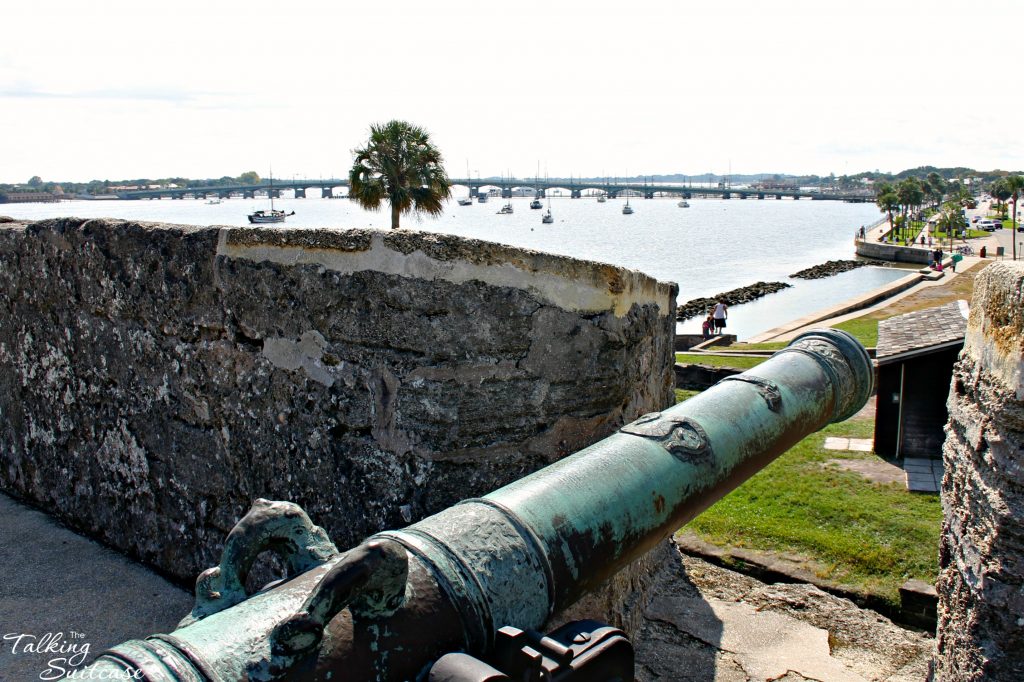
[[972, 215, 981, 223], [980, 220, 1000, 231]]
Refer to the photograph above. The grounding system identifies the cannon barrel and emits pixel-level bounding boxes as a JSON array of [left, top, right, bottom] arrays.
[[84, 329, 872, 681]]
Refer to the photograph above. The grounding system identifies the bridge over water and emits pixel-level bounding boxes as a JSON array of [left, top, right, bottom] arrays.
[[120, 179, 873, 203]]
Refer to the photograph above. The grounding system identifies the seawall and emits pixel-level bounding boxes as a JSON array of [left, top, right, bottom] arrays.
[[0, 218, 677, 582], [855, 238, 933, 264]]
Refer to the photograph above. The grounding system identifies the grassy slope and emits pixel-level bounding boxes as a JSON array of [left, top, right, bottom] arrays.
[[680, 412, 942, 606], [675, 353, 766, 369], [671, 266, 991, 605]]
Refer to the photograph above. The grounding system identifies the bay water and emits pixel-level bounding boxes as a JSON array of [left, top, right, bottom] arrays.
[[5, 194, 907, 339]]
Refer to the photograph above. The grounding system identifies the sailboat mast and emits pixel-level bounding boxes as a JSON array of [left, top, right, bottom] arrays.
[[269, 166, 275, 212]]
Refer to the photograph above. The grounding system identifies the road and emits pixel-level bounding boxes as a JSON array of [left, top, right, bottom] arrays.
[[967, 200, 1022, 260]]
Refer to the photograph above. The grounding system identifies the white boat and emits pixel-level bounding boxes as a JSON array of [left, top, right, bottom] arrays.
[[678, 200, 690, 208], [206, 198, 222, 205], [530, 163, 543, 209], [622, 197, 634, 215], [247, 171, 293, 224], [541, 208, 554, 224], [477, 192, 489, 203], [497, 202, 513, 214], [248, 209, 294, 224], [457, 197, 473, 206], [597, 194, 607, 203]]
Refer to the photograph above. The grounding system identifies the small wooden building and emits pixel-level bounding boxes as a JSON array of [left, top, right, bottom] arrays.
[[873, 301, 968, 459]]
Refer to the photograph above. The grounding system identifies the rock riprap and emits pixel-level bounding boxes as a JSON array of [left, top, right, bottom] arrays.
[[676, 281, 792, 321], [789, 259, 873, 280]]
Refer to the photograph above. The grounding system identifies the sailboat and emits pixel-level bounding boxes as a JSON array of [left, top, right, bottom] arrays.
[[542, 193, 554, 224], [621, 171, 634, 214], [458, 162, 474, 205], [530, 163, 543, 208], [247, 170, 294, 224]]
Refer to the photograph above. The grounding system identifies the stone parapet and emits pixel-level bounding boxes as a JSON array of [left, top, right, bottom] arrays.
[[0, 218, 676, 582], [937, 261, 1024, 680]]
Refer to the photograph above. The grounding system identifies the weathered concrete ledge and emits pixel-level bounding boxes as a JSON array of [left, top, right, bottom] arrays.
[[220, 228, 673, 319], [0, 218, 677, 583]]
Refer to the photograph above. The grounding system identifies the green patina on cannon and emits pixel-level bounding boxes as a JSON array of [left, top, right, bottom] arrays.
[[84, 329, 873, 681]]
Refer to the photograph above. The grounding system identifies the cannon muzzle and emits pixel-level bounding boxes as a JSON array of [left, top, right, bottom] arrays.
[[84, 329, 872, 681]]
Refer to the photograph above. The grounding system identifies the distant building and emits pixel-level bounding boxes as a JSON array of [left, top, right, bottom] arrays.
[[873, 301, 968, 459], [751, 180, 799, 191], [0, 192, 61, 204]]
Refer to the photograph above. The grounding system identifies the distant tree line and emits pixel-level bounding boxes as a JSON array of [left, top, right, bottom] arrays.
[[0, 171, 263, 196], [3, 166, 1019, 198]]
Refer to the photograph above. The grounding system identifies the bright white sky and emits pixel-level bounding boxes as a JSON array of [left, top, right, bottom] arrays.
[[3, 0, 1021, 184]]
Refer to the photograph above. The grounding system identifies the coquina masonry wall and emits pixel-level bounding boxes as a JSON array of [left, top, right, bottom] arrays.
[[938, 261, 1024, 680], [0, 218, 676, 584]]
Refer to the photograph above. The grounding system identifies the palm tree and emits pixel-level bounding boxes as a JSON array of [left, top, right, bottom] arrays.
[[927, 172, 946, 209], [876, 182, 899, 237], [990, 178, 1011, 219], [1004, 175, 1024, 261], [896, 178, 925, 242], [936, 201, 964, 253], [349, 120, 452, 229]]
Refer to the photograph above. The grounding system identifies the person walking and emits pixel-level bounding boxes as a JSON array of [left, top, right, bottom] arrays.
[[712, 300, 728, 334]]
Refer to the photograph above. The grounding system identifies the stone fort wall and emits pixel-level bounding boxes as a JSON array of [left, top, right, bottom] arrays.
[[0, 218, 676, 583], [938, 261, 1024, 680]]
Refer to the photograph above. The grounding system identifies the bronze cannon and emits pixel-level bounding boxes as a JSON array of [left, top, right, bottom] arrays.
[[84, 329, 873, 680]]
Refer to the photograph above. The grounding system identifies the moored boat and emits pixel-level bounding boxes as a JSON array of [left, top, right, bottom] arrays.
[[247, 209, 294, 224], [247, 170, 293, 224]]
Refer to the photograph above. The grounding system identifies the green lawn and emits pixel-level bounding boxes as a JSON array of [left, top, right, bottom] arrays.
[[934, 228, 989, 239], [680, 415, 942, 606], [708, 341, 787, 352], [831, 317, 879, 347], [675, 353, 767, 369], [675, 388, 700, 403], [698, 318, 877, 358]]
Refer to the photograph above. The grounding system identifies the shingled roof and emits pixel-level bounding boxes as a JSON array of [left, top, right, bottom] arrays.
[[875, 300, 969, 365]]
